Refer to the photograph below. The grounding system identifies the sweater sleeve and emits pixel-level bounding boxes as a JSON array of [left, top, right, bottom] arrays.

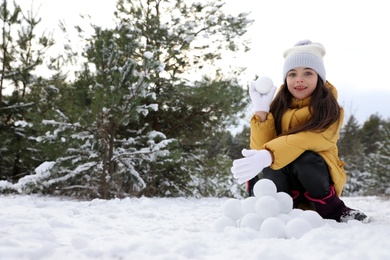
[[249, 113, 277, 150]]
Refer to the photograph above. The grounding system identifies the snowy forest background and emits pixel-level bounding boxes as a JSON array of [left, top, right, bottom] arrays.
[[1, 0, 389, 200]]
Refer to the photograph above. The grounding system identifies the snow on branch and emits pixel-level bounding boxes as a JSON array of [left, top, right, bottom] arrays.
[[0, 161, 55, 193]]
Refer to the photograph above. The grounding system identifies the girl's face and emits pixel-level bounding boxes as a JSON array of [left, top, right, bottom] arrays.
[[286, 67, 318, 100]]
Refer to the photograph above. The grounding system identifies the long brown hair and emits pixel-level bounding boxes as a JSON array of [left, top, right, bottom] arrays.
[[270, 79, 341, 136]]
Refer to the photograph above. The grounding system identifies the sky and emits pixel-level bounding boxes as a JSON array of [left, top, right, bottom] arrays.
[[0, 193, 389, 259], [16, 0, 390, 124]]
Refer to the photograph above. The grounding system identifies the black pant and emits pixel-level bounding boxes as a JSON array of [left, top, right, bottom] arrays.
[[261, 151, 332, 198]]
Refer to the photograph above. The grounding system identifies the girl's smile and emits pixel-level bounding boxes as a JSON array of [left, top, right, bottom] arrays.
[[286, 67, 318, 100]]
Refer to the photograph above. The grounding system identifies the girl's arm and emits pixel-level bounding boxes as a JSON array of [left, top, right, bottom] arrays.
[[249, 113, 277, 150]]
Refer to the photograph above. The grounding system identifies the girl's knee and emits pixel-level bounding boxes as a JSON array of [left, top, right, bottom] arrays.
[[295, 151, 325, 165]]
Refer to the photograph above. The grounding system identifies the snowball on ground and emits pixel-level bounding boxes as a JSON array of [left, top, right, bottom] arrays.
[[241, 196, 258, 214], [286, 218, 313, 239], [260, 217, 286, 239], [255, 195, 280, 219], [222, 198, 244, 221], [277, 213, 293, 224], [253, 179, 277, 197], [273, 192, 293, 214], [239, 213, 263, 230], [288, 208, 304, 218], [297, 210, 324, 228], [214, 216, 237, 232]]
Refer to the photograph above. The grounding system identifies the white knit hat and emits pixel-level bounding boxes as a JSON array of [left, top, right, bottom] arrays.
[[283, 40, 326, 84]]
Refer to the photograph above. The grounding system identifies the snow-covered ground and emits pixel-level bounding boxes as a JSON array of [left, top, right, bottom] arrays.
[[0, 194, 389, 260]]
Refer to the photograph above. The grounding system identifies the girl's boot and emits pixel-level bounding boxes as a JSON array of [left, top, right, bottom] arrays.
[[304, 186, 368, 223], [291, 190, 315, 211]]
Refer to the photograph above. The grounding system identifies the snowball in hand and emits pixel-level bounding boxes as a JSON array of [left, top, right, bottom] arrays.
[[260, 217, 286, 239], [253, 179, 277, 197], [222, 198, 244, 221], [255, 76, 274, 94], [255, 195, 280, 219]]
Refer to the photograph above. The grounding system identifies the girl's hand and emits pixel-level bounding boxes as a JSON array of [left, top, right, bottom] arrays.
[[231, 149, 273, 184], [249, 81, 277, 113]]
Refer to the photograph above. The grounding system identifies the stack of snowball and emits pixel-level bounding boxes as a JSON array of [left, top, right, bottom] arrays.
[[214, 179, 325, 239]]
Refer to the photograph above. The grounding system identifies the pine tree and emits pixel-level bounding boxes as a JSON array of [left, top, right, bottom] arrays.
[[29, 26, 173, 199], [5, 0, 251, 198], [365, 120, 390, 195], [360, 114, 383, 154], [117, 0, 251, 197], [338, 115, 368, 195], [0, 0, 55, 182], [99, 0, 250, 197], [229, 125, 250, 160]]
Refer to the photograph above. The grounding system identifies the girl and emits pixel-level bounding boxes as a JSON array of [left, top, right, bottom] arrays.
[[231, 40, 368, 223]]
